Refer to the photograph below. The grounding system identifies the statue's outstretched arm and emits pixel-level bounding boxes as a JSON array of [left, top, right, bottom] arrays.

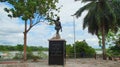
[[47, 17, 56, 22]]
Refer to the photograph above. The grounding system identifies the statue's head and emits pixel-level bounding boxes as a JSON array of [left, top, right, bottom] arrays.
[[57, 17, 60, 21]]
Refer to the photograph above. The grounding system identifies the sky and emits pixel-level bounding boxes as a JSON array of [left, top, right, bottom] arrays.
[[0, 0, 100, 48]]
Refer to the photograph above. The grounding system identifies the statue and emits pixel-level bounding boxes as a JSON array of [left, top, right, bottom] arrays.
[[54, 17, 62, 34], [50, 17, 62, 39]]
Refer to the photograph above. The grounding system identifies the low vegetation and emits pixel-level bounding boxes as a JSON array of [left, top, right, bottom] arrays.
[[107, 45, 120, 57], [0, 44, 48, 60], [66, 40, 96, 58], [0, 44, 48, 51]]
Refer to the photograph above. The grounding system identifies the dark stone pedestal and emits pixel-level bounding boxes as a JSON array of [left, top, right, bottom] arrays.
[[48, 39, 66, 65]]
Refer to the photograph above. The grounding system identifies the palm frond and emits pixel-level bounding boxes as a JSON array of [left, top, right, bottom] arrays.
[[75, 0, 119, 36], [81, 0, 96, 3], [74, 1, 96, 18]]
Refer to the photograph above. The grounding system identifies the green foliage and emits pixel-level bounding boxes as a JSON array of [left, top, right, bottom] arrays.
[[13, 52, 23, 59], [96, 0, 120, 47], [107, 45, 120, 57], [3, 2, 60, 61], [0, 44, 48, 51], [95, 48, 102, 51], [66, 40, 96, 58], [26, 50, 47, 60], [4, 0, 59, 21], [99, 29, 120, 47], [75, 0, 117, 36], [75, 40, 96, 58], [26, 49, 34, 59], [13, 50, 33, 60], [38, 51, 47, 59], [66, 44, 74, 58], [28, 46, 48, 51], [0, 44, 48, 60], [98, 30, 116, 47], [0, 45, 16, 51], [111, 0, 120, 28], [16, 44, 23, 51], [13, 48, 47, 60], [32, 55, 40, 61], [74, 0, 120, 60], [114, 30, 120, 46]]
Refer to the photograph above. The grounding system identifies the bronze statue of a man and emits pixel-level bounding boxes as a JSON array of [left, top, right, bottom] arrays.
[[51, 17, 62, 34]]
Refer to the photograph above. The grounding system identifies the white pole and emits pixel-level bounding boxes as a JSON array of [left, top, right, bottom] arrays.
[[71, 15, 76, 60]]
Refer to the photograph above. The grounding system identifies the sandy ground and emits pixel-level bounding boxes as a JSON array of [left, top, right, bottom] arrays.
[[66, 58, 120, 67], [0, 58, 120, 67]]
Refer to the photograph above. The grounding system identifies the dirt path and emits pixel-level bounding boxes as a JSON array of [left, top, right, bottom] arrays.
[[0, 58, 120, 67]]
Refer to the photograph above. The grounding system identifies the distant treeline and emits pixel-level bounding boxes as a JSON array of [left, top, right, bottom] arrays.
[[0, 44, 48, 51]]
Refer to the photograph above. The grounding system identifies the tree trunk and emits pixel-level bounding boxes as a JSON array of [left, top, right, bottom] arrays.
[[23, 18, 38, 61], [23, 20, 27, 61], [102, 23, 107, 60]]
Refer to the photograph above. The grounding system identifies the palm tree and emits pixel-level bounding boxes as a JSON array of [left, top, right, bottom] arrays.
[[74, 0, 117, 60]]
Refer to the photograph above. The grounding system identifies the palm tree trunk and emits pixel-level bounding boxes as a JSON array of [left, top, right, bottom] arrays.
[[102, 23, 107, 60], [23, 20, 27, 61]]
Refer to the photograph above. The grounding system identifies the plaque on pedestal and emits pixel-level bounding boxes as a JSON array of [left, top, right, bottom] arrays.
[[48, 39, 66, 65]]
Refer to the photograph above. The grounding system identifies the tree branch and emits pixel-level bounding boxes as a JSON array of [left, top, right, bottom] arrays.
[[26, 15, 46, 32], [30, 17, 32, 27]]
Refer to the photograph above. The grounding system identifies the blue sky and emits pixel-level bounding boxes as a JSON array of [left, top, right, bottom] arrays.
[[0, 0, 100, 48]]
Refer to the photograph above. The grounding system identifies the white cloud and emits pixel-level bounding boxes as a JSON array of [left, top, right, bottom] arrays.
[[0, 2, 24, 45]]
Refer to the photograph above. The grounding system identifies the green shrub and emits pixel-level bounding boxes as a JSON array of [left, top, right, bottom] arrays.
[[66, 40, 96, 58], [107, 45, 120, 57], [13, 52, 23, 59], [38, 51, 47, 59]]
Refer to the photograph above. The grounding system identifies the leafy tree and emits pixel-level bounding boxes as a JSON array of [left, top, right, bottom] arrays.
[[111, 0, 120, 27], [0, 45, 16, 51], [16, 44, 23, 51], [74, 0, 118, 60], [66, 44, 74, 58], [0, 44, 48, 51], [4, 0, 59, 61], [114, 30, 120, 46], [98, 0, 120, 47], [111, 0, 120, 45], [98, 30, 115, 47], [107, 45, 120, 57], [115, 37, 120, 46], [0, 45, 7, 51], [66, 40, 95, 58], [100, 29, 120, 47], [75, 40, 95, 58]]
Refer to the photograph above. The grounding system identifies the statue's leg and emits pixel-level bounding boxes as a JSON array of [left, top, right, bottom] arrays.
[[56, 30, 59, 34]]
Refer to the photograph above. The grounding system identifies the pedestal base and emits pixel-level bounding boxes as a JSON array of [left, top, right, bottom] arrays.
[[51, 34, 61, 39], [48, 39, 66, 65]]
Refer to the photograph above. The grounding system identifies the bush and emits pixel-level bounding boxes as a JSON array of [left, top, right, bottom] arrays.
[[13, 52, 23, 59], [38, 51, 47, 59], [107, 45, 120, 57], [32, 55, 40, 62], [66, 40, 96, 58]]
